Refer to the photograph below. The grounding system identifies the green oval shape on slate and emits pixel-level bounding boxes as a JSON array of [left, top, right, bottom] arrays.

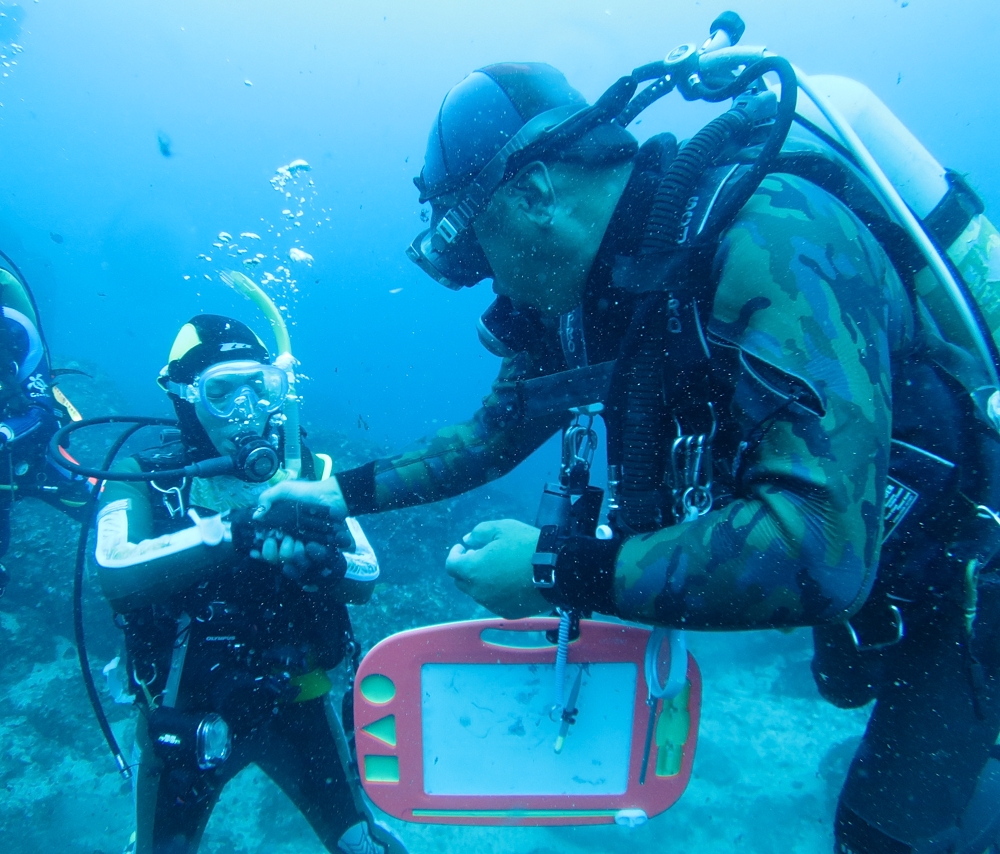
[[360, 673, 396, 704]]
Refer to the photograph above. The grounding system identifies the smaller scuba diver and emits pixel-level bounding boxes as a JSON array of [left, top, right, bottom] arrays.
[[93, 315, 406, 854], [0, 257, 89, 597]]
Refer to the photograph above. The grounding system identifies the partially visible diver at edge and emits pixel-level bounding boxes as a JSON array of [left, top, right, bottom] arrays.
[[93, 315, 407, 854], [0, 254, 90, 597]]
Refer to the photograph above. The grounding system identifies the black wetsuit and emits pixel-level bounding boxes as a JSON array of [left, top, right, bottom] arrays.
[[814, 355, 1000, 854], [133, 698, 359, 853], [815, 585, 1000, 853], [96, 445, 376, 854]]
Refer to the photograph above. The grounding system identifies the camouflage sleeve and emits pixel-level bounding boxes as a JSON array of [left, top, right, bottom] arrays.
[[613, 174, 896, 630], [338, 354, 571, 513]]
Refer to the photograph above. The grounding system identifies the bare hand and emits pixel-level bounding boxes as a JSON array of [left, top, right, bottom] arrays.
[[446, 519, 549, 619], [255, 475, 348, 521]]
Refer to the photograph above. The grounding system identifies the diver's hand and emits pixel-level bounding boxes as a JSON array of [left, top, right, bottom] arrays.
[[231, 498, 354, 585], [251, 500, 355, 583], [446, 519, 549, 619], [259, 533, 347, 585], [255, 475, 348, 522], [254, 498, 355, 552]]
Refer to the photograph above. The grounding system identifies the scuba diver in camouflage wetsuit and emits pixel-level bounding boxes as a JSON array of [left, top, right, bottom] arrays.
[[257, 35, 1000, 854]]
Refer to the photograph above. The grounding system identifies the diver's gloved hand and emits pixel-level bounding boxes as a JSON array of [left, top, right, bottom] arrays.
[[255, 498, 355, 552], [246, 500, 355, 585], [268, 534, 348, 585], [226, 506, 261, 556], [254, 476, 349, 522]]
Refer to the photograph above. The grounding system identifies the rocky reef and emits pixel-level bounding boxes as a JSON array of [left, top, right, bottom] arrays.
[[0, 368, 869, 853]]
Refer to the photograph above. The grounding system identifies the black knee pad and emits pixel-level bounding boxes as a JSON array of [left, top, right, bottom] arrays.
[[835, 802, 916, 854], [954, 757, 1000, 854], [812, 625, 881, 709]]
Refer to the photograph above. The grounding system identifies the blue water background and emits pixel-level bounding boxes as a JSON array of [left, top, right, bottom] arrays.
[[0, 0, 995, 497], [1, 3, 999, 852]]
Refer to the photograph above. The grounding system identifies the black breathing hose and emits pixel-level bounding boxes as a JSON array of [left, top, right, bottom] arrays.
[[50, 416, 235, 481], [616, 75, 676, 128], [708, 56, 799, 229], [611, 296, 677, 534], [74, 420, 150, 778], [610, 55, 799, 534], [641, 109, 755, 255], [641, 56, 798, 256], [507, 73, 640, 180]]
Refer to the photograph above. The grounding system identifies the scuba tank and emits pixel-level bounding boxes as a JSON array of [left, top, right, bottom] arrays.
[[584, 15, 1000, 535], [795, 74, 1000, 412]]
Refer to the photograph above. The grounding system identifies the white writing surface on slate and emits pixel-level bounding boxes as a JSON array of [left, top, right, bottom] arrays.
[[421, 662, 637, 796]]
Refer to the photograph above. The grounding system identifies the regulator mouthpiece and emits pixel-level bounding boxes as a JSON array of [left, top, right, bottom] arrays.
[[231, 432, 280, 483], [706, 11, 745, 51]]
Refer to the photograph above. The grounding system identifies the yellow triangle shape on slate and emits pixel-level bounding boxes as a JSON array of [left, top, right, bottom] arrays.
[[362, 714, 397, 747]]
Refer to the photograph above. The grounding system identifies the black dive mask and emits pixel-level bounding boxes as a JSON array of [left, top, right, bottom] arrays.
[[407, 79, 641, 291], [406, 219, 494, 291]]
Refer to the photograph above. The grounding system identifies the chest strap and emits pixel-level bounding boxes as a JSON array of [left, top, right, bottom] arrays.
[[517, 361, 617, 420]]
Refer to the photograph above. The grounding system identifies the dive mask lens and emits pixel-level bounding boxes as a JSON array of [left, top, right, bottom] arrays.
[[196, 361, 288, 420], [406, 223, 493, 290]]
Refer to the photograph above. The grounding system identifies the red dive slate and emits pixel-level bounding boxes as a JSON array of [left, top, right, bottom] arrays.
[[354, 617, 701, 826]]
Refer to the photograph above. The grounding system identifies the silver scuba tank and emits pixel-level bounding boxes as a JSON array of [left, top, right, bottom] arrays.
[[794, 74, 1000, 411]]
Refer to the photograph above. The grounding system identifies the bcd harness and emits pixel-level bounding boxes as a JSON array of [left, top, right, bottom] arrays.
[[116, 440, 360, 771]]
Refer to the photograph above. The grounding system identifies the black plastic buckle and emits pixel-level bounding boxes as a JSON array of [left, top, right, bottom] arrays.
[[532, 525, 561, 589], [532, 557, 557, 589]]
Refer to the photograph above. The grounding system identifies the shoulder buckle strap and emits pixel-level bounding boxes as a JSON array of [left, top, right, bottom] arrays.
[[519, 361, 617, 420], [924, 170, 985, 251]]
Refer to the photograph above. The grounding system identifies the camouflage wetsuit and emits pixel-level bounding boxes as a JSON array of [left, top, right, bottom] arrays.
[[336, 161, 1000, 851], [342, 170, 899, 627]]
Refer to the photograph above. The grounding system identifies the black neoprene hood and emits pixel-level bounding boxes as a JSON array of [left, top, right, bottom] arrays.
[[417, 62, 587, 204], [162, 315, 270, 386]]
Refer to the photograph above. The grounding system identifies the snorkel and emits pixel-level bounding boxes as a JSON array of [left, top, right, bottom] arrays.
[[220, 269, 302, 479]]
